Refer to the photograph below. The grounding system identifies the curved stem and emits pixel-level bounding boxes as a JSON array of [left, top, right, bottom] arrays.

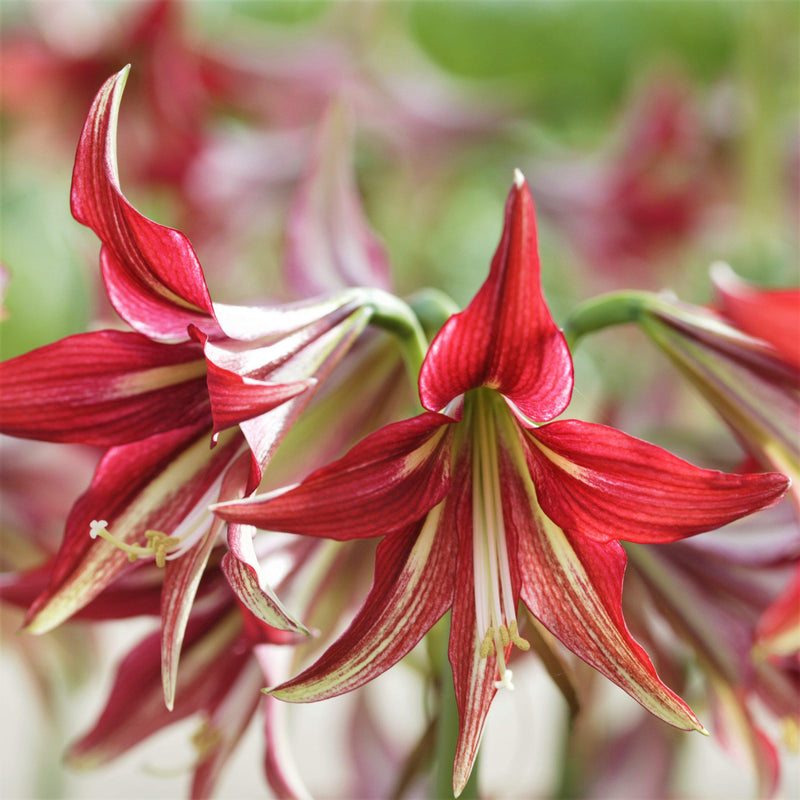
[[408, 288, 461, 338], [362, 288, 429, 385], [562, 291, 654, 350]]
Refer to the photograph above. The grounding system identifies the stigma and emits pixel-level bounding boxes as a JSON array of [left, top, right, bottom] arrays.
[[468, 390, 530, 690]]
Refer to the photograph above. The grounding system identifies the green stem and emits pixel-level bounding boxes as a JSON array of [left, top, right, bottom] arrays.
[[362, 288, 429, 385], [408, 288, 461, 337], [562, 291, 654, 350]]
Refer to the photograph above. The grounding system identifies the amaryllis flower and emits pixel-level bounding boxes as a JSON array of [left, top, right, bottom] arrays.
[[530, 73, 710, 286], [622, 506, 800, 798], [0, 67, 387, 707], [712, 264, 800, 657], [215, 171, 789, 794], [0, 0, 236, 188]]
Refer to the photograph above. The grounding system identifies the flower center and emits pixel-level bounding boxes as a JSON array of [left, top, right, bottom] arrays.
[[468, 390, 530, 690]]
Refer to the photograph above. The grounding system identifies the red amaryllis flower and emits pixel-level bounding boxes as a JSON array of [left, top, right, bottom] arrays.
[[0, 67, 380, 706], [712, 264, 800, 657], [624, 507, 799, 798], [215, 172, 789, 793]]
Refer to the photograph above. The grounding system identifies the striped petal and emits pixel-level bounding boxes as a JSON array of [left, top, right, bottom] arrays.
[[23, 427, 242, 634], [419, 172, 573, 423], [446, 459, 516, 796], [0, 330, 209, 445], [160, 453, 255, 711], [70, 67, 216, 340], [67, 604, 248, 769], [268, 505, 457, 702], [215, 413, 453, 539], [204, 357, 312, 439], [525, 419, 789, 544], [222, 522, 311, 635], [504, 460, 704, 731]]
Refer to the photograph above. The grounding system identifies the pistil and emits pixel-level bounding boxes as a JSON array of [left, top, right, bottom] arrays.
[[469, 391, 530, 690]]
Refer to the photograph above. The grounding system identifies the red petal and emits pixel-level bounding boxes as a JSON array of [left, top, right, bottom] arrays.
[[67, 604, 249, 768], [0, 330, 209, 445], [269, 508, 457, 702], [24, 427, 242, 633], [215, 413, 453, 539], [205, 357, 312, 439], [419, 173, 573, 422], [713, 264, 800, 370], [505, 462, 704, 730], [525, 419, 789, 544], [222, 522, 311, 635], [71, 68, 216, 339], [446, 453, 512, 796]]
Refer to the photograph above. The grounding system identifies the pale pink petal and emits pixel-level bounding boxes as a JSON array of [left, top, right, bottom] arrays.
[[285, 99, 392, 296]]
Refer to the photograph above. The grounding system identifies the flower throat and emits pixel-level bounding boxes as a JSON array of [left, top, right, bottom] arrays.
[[467, 389, 530, 690]]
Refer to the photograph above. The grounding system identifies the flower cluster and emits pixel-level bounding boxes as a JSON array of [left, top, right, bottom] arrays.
[[1, 61, 797, 800]]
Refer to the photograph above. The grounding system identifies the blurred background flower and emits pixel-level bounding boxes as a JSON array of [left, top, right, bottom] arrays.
[[1, 1, 798, 798]]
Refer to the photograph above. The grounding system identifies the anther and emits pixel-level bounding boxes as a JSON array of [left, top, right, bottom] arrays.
[[499, 624, 511, 647], [145, 530, 181, 568], [508, 620, 531, 651], [191, 719, 221, 759], [479, 628, 496, 659]]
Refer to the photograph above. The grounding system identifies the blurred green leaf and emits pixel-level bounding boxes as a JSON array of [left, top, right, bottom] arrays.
[[230, 0, 330, 25], [0, 166, 91, 360], [409, 1, 746, 122]]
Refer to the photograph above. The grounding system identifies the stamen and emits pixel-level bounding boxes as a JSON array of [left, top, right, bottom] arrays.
[[508, 620, 531, 651], [88, 520, 180, 567], [479, 628, 496, 659], [468, 391, 530, 692], [145, 530, 182, 568], [191, 719, 222, 759]]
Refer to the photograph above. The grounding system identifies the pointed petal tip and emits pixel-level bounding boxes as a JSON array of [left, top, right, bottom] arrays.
[[20, 611, 58, 636], [513, 167, 526, 189]]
